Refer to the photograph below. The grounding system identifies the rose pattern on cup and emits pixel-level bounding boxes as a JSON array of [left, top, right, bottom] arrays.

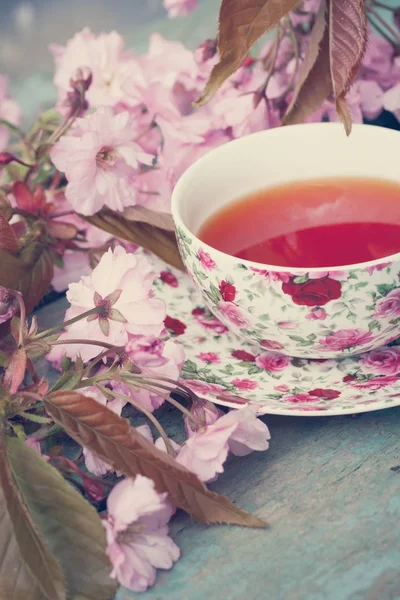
[[176, 223, 400, 359], [147, 244, 400, 415]]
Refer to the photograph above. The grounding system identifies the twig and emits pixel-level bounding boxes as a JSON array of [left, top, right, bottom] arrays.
[[97, 384, 177, 458], [32, 307, 101, 340]]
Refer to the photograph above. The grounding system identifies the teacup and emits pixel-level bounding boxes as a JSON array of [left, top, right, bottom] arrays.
[[171, 123, 400, 359]]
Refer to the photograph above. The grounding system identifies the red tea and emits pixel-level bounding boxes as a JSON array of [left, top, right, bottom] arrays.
[[197, 177, 400, 268]]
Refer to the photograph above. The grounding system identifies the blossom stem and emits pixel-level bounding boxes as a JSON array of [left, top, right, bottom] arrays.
[[14, 292, 26, 346], [32, 307, 101, 340], [96, 384, 177, 458], [126, 379, 197, 423], [370, 0, 396, 10], [368, 8, 400, 45], [49, 338, 123, 351], [138, 375, 197, 403]]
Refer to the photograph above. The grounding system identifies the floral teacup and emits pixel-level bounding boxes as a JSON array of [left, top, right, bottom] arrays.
[[171, 123, 400, 358]]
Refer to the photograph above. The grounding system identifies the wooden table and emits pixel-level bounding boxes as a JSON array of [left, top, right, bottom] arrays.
[[36, 299, 400, 600]]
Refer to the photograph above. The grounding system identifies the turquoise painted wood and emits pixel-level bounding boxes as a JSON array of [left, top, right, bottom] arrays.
[[35, 299, 400, 600]]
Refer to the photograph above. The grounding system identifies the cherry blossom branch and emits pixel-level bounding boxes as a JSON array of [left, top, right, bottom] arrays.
[[32, 307, 101, 340], [97, 384, 177, 457], [368, 8, 400, 45], [49, 338, 123, 351], [124, 378, 197, 423]]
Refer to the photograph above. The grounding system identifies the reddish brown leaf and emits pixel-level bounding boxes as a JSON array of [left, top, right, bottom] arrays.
[[48, 221, 78, 240], [4, 349, 27, 394], [122, 205, 175, 231], [196, 0, 303, 105], [0, 242, 54, 313], [0, 431, 66, 600], [329, 0, 367, 99], [284, 0, 367, 130], [45, 391, 266, 527], [0, 215, 19, 253], [83, 208, 184, 270], [335, 94, 352, 135], [283, 0, 330, 125], [12, 182, 35, 213]]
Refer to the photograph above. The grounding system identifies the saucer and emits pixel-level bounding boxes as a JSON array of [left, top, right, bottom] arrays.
[[150, 250, 400, 416]]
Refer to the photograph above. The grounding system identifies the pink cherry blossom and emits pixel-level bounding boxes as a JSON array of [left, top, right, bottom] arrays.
[[232, 378, 258, 391], [374, 288, 400, 319], [197, 352, 221, 364], [0, 286, 19, 325], [357, 80, 384, 120], [176, 419, 235, 482], [49, 246, 165, 362], [359, 347, 400, 376], [306, 308, 327, 321], [123, 34, 201, 122], [164, 0, 198, 18], [50, 28, 138, 111], [319, 329, 374, 352], [177, 405, 269, 480], [118, 336, 185, 412], [223, 406, 270, 457], [104, 475, 179, 592], [52, 250, 93, 293], [184, 401, 223, 437], [25, 438, 49, 460], [177, 406, 270, 482], [198, 249, 216, 270], [50, 107, 153, 215], [384, 83, 400, 122], [155, 436, 182, 455], [0, 76, 21, 153], [360, 32, 396, 89], [255, 352, 291, 372], [218, 302, 250, 329]]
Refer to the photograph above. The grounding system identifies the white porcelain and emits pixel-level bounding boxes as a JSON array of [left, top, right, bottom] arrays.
[[172, 123, 400, 359]]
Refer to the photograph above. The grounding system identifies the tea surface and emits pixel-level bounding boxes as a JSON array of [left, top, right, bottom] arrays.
[[197, 178, 400, 268]]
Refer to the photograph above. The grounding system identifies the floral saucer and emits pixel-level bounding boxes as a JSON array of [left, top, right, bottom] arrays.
[[150, 251, 400, 416]]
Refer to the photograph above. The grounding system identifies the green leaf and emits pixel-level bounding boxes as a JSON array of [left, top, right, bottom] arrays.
[[50, 369, 84, 392], [6, 437, 117, 600], [209, 283, 221, 303], [258, 314, 270, 321], [182, 359, 198, 374], [293, 275, 309, 284], [376, 283, 396, 297], [0, 350, 8, 367], [247, 365, 263, 376], [0, 435, 66, 600], [354, 281, 368, 290]]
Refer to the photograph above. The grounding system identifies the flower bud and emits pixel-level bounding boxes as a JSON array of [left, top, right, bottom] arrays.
[[195, 39, 217, 63], [0, 285, 18, 324]]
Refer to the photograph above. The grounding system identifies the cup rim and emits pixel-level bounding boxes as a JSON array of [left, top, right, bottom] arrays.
[[171, 122, 400, 274]]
